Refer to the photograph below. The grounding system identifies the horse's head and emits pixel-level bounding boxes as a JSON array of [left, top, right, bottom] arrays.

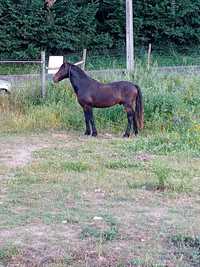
[[53, 62, 71, 83]]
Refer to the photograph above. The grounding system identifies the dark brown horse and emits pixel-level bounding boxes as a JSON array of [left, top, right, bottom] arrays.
[[53, 62, 144, 137]]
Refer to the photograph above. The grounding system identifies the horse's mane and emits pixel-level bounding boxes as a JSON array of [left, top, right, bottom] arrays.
[[70, 63, 97, 83]]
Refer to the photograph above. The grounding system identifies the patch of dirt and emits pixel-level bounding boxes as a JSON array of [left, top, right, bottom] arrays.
[[0, 223, 126, 267], [82, 188, 106, 205], [0, 144, 48, 168], [0, 135, 54, 169], [135, 152, 155, 162], [0, 223, 83, 267], [0, 132, 79, 170], [7, 246, 65, 267]]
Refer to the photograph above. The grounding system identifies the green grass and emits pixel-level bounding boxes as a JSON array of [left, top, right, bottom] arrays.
[[0, 132, 200, 266], [105, 160, 141, 170]]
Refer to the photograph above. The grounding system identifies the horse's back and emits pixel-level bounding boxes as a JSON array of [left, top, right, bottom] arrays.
[[106, 81, 137, 91]]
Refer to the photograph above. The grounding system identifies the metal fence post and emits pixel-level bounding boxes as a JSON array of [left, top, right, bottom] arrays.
[[41, 51, 46, 98]]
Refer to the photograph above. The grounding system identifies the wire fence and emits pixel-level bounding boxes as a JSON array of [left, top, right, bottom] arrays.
[[0, 52, 46, 97], [0, 47, 200, 96], [1, 47, 199, 74], [62, 46, 200, 70]]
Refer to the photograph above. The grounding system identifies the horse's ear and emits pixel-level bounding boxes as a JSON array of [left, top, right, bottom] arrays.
[[61, 61, 67, 68], [64, 61, 70, 67]]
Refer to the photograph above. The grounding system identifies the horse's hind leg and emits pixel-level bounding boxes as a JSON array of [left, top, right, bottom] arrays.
[[132, 111, 138, 136], [123, 105, 133, 138]]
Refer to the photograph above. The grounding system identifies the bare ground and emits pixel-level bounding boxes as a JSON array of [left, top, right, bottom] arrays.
[[0, 132, 200, 267]]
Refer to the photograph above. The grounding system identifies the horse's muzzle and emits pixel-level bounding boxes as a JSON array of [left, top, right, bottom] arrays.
[[53, 75, 59, 83]]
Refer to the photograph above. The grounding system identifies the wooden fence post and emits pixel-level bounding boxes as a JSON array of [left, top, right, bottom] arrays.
[[41, 51, 46, 98], [147, 43, 152, 71], [126, 0, 134, 72], [82, 49, 87, 70]]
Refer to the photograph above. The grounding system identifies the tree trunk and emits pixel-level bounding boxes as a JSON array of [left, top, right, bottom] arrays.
[[45, 0, 56, 8]]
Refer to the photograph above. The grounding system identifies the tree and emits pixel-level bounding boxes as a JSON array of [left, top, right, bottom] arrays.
[[0, 0, 200, 59]]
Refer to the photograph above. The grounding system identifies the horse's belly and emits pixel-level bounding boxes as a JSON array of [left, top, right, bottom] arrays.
[[93, 98, 119, 108]]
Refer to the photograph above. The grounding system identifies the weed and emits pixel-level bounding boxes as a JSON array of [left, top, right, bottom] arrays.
[[105, 160, 139, 169], [128, 258, 147, 266], [172, 234, 200, 249], [80, 225, 118, 241], [152, 161, 169, 190], [0, 245, 19, 264], [59, 161, 90, 172], [80, 214, 118, 242], [171, 234, 200, 266]]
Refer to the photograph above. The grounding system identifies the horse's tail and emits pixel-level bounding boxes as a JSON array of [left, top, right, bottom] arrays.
[[135, 84, 144, 129]]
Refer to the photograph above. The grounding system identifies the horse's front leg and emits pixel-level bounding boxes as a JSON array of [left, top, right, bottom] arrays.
[[83, 109, 91, 135], [83, 106, 97, 137], [89, 108, 98, 137]]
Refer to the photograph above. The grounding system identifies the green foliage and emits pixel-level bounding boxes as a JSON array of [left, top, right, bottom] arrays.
[[87, 221, 118, 240], [0, 0, 200, 59], [152, 161, 169, 190], [134, 0, 200, 49], [0, 0, 100, 59]]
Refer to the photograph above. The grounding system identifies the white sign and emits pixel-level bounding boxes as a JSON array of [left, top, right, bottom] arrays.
[[48, 56, 63, 74]]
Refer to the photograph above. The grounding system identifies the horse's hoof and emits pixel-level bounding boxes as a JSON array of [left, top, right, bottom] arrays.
[[84, 131, 91, 136], [92, 132, 97, 137], [123, 133, 130, 138]]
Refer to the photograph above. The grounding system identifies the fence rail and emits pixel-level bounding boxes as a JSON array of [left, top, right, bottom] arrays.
[[155, 65, 200, 73], [1, 65, 200, 88], [0, 61, 42, 64]]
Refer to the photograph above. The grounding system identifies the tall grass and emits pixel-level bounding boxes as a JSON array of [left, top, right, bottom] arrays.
[[0, 63, 199, 148]]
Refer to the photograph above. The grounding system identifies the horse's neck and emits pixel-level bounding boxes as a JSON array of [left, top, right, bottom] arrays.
[[69, 65, 98, 94]]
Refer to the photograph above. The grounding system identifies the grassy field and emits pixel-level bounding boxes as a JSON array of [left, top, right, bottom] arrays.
[[0, 65, 200, 266], [0, 131, 200, 266]]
